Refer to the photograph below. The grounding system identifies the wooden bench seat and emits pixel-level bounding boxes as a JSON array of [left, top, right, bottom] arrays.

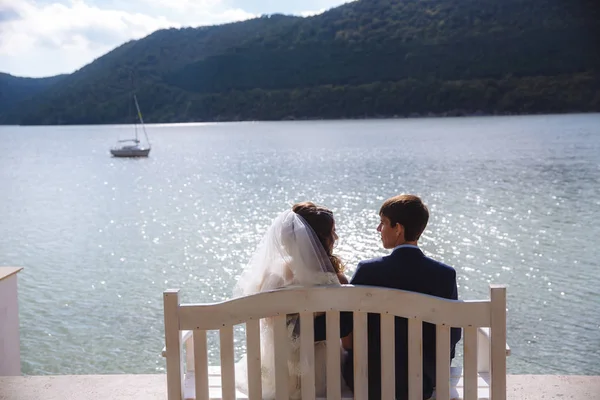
[[162, 284, 509, 400]]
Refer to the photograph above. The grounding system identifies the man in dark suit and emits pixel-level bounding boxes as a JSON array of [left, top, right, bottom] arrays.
[[315, 194, 462, 400]]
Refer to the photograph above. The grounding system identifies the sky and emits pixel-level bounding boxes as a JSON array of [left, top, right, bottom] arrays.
[[0, 0, 350, 78]]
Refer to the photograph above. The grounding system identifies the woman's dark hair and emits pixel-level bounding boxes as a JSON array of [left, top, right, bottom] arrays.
[[292, 202, 344, 273]]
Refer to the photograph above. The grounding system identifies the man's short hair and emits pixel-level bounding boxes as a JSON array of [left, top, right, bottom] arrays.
[[379, 194, 429, 242]]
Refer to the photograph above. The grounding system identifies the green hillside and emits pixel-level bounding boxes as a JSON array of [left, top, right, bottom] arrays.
[[1, 0, 599, 125], [0, 73, 66, 116]]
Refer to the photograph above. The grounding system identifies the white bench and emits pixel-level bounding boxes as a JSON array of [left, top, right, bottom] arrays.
[[162, 284, 509, 400]]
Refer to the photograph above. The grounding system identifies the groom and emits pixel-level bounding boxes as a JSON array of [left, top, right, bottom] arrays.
[[314, 194, 462, 400]]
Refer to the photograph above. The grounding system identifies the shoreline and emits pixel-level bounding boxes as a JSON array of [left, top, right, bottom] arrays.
[[2, 110, 598, 128]]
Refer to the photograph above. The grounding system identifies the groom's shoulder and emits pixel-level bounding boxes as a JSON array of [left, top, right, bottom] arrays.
[[350, 256, 387, 283], [356, 255, 387, 269], [352, 255, 392, 276], [422, 254, 457, 276]]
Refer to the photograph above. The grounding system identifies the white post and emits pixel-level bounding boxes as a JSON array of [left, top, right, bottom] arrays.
[[490, 285, 507, 400], [0, 267, 23, 376], [164, 289, 184, 400]]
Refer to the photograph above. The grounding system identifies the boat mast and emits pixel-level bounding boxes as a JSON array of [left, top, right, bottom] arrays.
[[130, 72, 139, 144], [134, 94, 151, 148], [134, 111, 139, 144]]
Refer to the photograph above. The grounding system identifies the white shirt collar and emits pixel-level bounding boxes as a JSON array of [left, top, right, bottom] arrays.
[[392, 244, 420, 252]]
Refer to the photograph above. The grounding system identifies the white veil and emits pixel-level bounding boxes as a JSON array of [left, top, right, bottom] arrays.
[[234, 209, 339, 296], [233, 209, 341, 399]]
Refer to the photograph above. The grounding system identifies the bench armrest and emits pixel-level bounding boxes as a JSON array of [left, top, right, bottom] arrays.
[[161, 330, 193, 358], [478, 327, 511, 355], [477, 327, 510, 373]]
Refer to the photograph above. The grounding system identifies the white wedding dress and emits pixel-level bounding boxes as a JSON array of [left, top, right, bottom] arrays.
[[233, 210, 342, 399]]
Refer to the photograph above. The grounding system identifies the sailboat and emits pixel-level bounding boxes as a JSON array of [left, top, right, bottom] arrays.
[[110, 93, 151, 158]]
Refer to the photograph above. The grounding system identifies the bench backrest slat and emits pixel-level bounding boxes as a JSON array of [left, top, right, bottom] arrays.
[[352, 311, 369, 400], [219, 327, 236, 400], [245, 319, 262, 400], [463, 326, 479, 400], [193, 329, 209, 400], [299, 312, 316, 400], [273, 315, 290, 400], [407, 318, 423, 400], [381, 314, 396, 399], [325, 312, 342, 400], [436, 325, 452, 400]]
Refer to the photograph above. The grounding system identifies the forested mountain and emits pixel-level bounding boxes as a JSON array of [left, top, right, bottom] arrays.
[[1, 0, 599, 125], [0, 73, 65, 115]]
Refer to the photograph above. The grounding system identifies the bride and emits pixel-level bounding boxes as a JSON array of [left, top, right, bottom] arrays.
[[233, 202, 348, 399]]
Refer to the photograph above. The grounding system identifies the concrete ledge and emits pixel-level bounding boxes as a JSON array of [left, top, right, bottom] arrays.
[[0, 374, 599, 400], [506, 375, 600, 399], [0, 374, 165, 400]]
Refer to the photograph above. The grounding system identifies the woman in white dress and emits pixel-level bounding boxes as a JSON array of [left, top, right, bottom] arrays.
[[233, 202, 349, 399]]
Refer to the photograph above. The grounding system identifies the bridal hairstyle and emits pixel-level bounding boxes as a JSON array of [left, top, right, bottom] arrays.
[[379, 194, 430, 241], [292, 202, 345, 274]]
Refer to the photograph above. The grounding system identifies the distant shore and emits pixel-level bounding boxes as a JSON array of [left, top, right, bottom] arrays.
[[4, 110, 598, 127]]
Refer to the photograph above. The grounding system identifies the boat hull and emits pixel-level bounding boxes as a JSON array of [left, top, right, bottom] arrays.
[[110, 148, 151, 158]]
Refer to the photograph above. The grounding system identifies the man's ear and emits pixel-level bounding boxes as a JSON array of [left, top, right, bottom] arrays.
[[395, 223, 404, 238]]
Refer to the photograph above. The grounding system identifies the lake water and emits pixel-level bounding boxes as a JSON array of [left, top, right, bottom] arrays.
[[1, 114, 599, 376]]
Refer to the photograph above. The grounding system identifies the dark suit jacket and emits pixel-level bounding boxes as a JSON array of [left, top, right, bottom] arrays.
[[314, 246, 462, 400]]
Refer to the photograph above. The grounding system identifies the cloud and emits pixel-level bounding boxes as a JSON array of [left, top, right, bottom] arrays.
[[0, 0, 350, 77], [225, 0, 349, 16], [0, 0, 255, 77], [298, 9, 328, 17], [137, 0, 255, 25], [0, 1, 174, 53]]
